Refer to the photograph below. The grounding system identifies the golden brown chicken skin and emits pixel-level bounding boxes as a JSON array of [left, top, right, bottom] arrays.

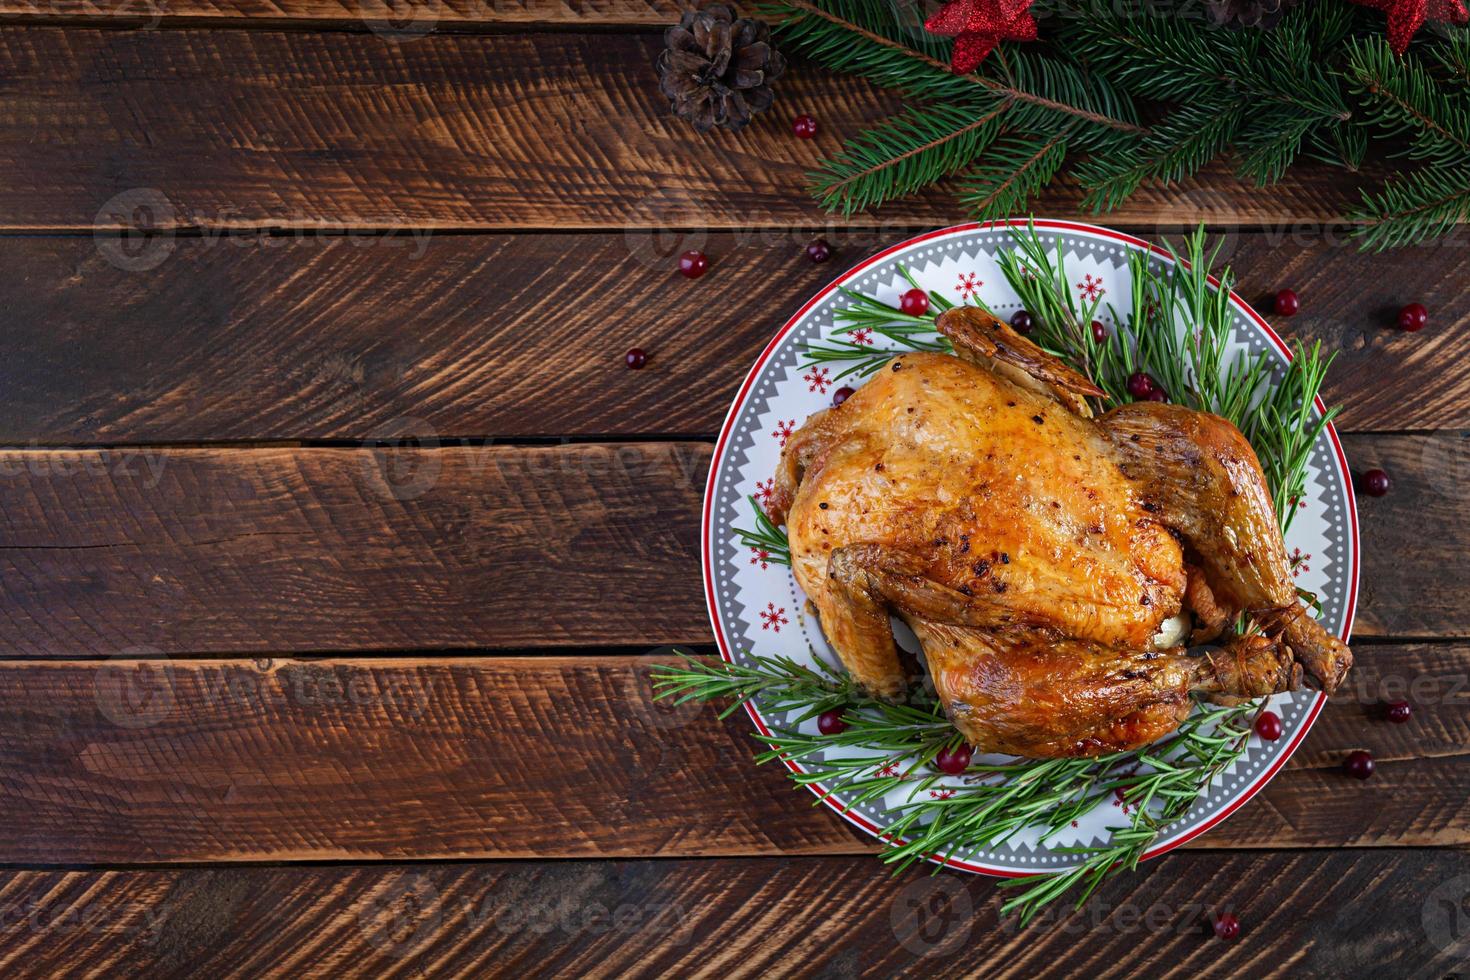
[[765, 306, 1352, 757]]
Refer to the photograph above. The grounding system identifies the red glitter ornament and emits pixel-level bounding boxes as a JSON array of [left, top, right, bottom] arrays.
[[1347, 0, 1467, 53], [924, 0, 1038, 73]]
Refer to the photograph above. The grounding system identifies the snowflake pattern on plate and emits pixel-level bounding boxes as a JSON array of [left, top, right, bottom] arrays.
[[705, 220, 1359, 876]]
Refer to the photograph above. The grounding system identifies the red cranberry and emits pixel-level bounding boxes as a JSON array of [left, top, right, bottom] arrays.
[[1362, 468, 1391, 497], [1126, 372, 1156, 399], [1343, 750, 1375, 779], [832, 386, 855, 407], [817, 709, 848, 735], [1214, 914, 1240, 940], [1386, 700, 1412, 723], [1273, 289, 1300, 316], [1091, 320, 1108, 343], [1009, 310, 1034, 334], [1254, 710, 1283, 741], [624, 348, 647, 370], [934, 743, 973, 775], [793, 114, 818, 139], [900, 288, 930, 317], [1146, 387, 1169, 403], [1396, 302, 1428, 332], [678, 249, 709, 279], [806, 239, 832, 264]]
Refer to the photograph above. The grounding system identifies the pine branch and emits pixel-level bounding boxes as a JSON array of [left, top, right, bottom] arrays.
[[1049, 0, 1351, 119], [1427, 25, 1470, 87], [757, 0, 991, 103], [985, 48, 1144, 148], [803, 0, 954, 60], [1235, 110, 1319, 186], [810, 101, 1008, 215], [957, 132, 1069, 220], [762, 0, 1146, 135], [1346, 37, 1470, 165], [1075, 100, 1247, 211], [1348, 164, 1470, 251]]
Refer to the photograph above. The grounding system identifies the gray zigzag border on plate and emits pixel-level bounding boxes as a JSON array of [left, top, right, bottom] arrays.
[[710, 228, 1346, 870]]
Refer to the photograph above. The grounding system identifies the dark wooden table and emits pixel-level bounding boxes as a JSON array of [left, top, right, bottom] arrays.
[[0, 2, 1465, 975]]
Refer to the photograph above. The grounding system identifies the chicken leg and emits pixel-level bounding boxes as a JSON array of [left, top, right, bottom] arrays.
[[1101, 402, 1352, 692]]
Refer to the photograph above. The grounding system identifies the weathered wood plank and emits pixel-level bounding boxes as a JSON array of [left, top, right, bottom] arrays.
[[0, 435, 1453, 655], [0, 233, 1461, 444], [0, 29, 1380, 230], [0, 0, 681, 26], [0, 850, 1460, 976], [0, 444, 710, 656], [0, 645, 1459, 862], [1346, 433, 1470, 639]]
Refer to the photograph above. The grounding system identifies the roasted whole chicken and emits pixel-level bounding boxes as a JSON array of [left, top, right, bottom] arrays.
[[764, 307, 1353, 758]]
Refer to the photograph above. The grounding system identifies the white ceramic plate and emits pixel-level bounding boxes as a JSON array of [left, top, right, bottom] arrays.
[[702, 220, 1359, 876]]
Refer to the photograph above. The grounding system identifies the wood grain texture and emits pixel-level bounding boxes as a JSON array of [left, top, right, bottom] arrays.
[[0, 0, 682, 26], [1343, 433, 1470, 638], [0, 233, 1463, 444], [0, 850, 1462, 976], [0, 434, 1454, 655], [0, 645, 1461, 863], [0, 28, 1378, 230], [0, 444, 710, 655]]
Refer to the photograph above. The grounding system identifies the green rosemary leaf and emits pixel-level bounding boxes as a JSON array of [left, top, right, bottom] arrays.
[[701, 221, 1340, 927]]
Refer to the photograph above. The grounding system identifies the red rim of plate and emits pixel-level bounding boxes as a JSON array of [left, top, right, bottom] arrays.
[[701, 219, 1360, 878]]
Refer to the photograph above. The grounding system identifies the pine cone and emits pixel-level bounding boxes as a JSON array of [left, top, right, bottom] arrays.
[[1205, 0, 1302, 27], [657, 3, 786, 134]]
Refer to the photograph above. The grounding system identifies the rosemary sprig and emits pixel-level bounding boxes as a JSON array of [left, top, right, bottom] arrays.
[[994, 703, 1255, 925], [653, 647, 1259, 922], [802, 268, 956, 380], [696, 223, 1341, 925], [651, 649, 857, 720], [733, 495, 791, 566]]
